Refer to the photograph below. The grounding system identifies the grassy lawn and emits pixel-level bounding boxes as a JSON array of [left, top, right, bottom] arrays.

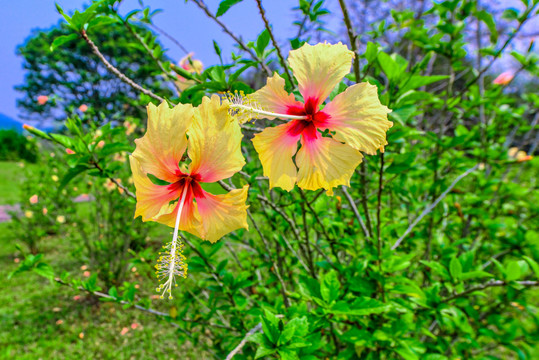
[[0, 161, 38, 204], [0, 161, 202, 359], [0, 222, 199, 359]]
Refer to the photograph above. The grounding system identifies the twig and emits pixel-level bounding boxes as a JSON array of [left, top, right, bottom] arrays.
[[54, 278, 230, 331], [145, 22, 189, 54], [247, 210, 290, 308], [341, 186, 370, 238], [80, 30, 165, 103], [225, 323, 262, 360], [189, 0, 272, 75], [391, 165, 478, 250], [376, 153, 385, 301], [91, 160, 136, 200], [254, 0, 294, 86], [442, 280, 539, 302]]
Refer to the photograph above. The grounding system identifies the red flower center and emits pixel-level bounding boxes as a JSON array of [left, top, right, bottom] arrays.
[[285, 97, 330, 142], [168, 172, 205, 199]]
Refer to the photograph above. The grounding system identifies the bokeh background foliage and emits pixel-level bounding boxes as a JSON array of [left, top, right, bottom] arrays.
[[1, 0, 538, 359]]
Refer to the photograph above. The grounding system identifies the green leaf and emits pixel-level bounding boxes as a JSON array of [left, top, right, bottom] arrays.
[[49, 133, 75, 149], [506, 261, 521, 281], [330, 297, 391, 316], [400, 75, 448, 93], [476, 10, 498, 42], [99, 143, 133, 157], [261, 310, 279, 344], [213, 40, 222, 57], [449, 256, 462, 281], [216, 0, 244, 17], [33, 262, 54, 280], [256, 29, 270, 57], [255, 345, 276, 359], [320, 270, 340, 303], [278, 348, 300, 360], [386, 152, 417, 174], [50, 33, 79, 52], [365, 42, 379, 62], [460, 271, 493, 281], [523, 256, 539, 279], [59, 165, 90, 192], [377, 52, 400, 82]]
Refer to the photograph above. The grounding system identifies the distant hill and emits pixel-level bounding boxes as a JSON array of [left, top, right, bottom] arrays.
[[0, 113, 24, 132]]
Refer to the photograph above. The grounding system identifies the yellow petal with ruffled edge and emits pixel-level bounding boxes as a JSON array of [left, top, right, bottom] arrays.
[[187, 95, 245, 183], [133, 102, 193, 183], [296, 136, 363, 195], [129, 156, 182, 221], [288, 42, 353, 108], [252, 123, 300, 191], [196, 186, 250, 243], [322, 82, 393, 155], [250, 73, 303, 119], [154, 195, 204, 239]]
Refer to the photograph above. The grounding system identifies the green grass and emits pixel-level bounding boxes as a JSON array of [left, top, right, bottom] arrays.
[[0, 220, 197, 359], [0, 161, 38, 204], [0, 167, 202, 359]]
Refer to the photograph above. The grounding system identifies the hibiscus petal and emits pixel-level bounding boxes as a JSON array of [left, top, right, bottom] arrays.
[[252, 123, 300, 191], [188, 95, 245, 183], [323, 82, 393, 155], [154, 190, 203, 239], [296, 136, 363, 195], [288, 42, 353, 108], [133, 102, 193, 183], [196, 185, 250, 243], [129, 156, 182, 221], [251, 73, 303, 119]]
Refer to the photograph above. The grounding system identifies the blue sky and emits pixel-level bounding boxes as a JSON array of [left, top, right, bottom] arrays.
[[1, 1, 536, 122], [1, 0, 300, 120]]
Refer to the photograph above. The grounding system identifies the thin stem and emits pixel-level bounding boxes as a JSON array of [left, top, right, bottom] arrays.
[[91, 160, 136, 200], [225, 323, 262, 360], [442, 280, 539, 302], [254, 0, 294, 86], [341, 186, 370, 239], [247, 210, 291, 308], [80, 30, 165, 103], [189, 0, 272, 76], [145, 22, 189, 54], [391, 165, 478, 250], [376, 153, 385, 301]]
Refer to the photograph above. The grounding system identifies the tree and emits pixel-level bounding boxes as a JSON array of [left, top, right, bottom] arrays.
[[16, 20, 173, 126]]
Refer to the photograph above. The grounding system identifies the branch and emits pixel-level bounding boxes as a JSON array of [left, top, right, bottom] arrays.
[[91, 160, 136, 200], [225, 323, 262, 360], [54, 278, 230, 331], [80, 30, 165, 103], [247, 210, 290, 308], [442, 280, 539, 302], [254, 0, 294, 86], [189, 0, 272, 76], [391, 165, 478, 250], [341, 186, 370, 238]]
